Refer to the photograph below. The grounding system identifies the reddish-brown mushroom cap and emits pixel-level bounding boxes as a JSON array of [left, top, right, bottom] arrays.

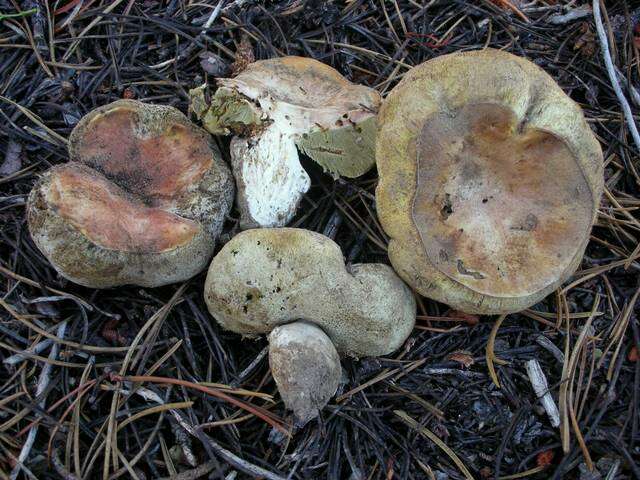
[[28, 100, 234, 288], [43, 163, 199, 253], [376, 49, 603, 313]]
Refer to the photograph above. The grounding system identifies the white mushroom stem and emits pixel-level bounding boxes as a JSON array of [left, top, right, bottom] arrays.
[[526, 358, 560, 428], [231, 126, 310, 228]]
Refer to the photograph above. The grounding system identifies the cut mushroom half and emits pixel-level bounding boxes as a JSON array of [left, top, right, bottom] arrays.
[[27, 100, 234, 288], [190, 56, 381, 228], [376, 49, 604, 314], [268, 321, 341, 425]]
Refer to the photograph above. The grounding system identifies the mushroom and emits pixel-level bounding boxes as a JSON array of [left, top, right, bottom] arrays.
[[27, 100, 234, 288], [190, 56, 381, 228], [204, 228, 416, 357], [204, 227, 414, 421], [376, 49, 604, 314], [268, 322, 341, 424]]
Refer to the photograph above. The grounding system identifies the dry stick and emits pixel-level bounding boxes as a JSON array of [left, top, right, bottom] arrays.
[[526, 359, 560, 427], [593, 0, 640, 153], [0, 264, 91, 310], [17, 379, 97, 436], [10, 320, 67, 480], [132, 388, 285, 480], [0, 298, 132, 353]]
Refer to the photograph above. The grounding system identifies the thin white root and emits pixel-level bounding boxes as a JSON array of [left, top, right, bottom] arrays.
[[526, 358, 561, 428]]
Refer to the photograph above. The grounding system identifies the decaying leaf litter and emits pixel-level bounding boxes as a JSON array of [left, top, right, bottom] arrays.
[[1, 1, 639, 479]]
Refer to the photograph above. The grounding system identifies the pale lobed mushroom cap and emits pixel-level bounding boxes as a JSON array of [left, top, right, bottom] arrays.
[[376, 49, 603, 314], [268, 321, 341, 424], [28, 100, 234, 288], [204, 228, 416, 357], [190, 56, 381, 228]]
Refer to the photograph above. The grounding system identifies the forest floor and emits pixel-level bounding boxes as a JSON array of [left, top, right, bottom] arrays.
[[1, 0, 639, 479]]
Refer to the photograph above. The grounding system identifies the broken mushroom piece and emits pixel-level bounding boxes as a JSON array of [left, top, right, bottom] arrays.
[[190, 56, 381, 228], [27, 100, 234, 288], [376, 49, 604, 314], [268, 322, 341, 424], [204, 228, 416, 357]]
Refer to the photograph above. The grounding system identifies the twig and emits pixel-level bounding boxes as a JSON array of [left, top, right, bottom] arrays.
[[526, 359, 560, 427], [10, 321, 67, 480], [133, 388, 285, 480], [593, 0, 640, 152], [534, 335, 565, 365], [3, 339, 53, 365]]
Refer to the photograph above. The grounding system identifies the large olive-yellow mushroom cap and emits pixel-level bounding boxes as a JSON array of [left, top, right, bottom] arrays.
[[204, 228, 416, 357], [376, 49, 603, 314], [190, 56, 381, 228], [27, 100, 234, 288]]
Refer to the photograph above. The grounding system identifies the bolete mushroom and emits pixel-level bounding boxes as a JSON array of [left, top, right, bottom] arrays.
[[27, 100, 234, 288], [268, 322, 341, 424], [376, 49, 604, 314], [190, 56, 381, 228], [204, 228, 416, 357], [204, 228, 414, 421]]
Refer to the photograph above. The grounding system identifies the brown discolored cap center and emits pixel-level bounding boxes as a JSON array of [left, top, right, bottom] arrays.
[[71, 105, 213, 201], [46, 164, 199, 253], [412, 103, 593, 298]]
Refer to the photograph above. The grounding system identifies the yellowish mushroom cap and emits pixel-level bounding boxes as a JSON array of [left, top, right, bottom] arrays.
[[376, 49, 603, 314]]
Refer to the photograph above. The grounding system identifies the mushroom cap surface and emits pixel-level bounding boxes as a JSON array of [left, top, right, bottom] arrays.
[[28, 100, 234, 288], [190, 56, 381, 228], [376, 49, 603, 314], [204, 228, 416, 357], [268, 321, 341, 424]]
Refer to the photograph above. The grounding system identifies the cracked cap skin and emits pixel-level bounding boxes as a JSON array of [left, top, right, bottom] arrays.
[[376, 49, 603, 314], [27, 100, 234, 288]]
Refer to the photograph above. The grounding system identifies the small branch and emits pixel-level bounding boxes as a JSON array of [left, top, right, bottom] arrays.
[[526, 359, 560, 427], [130, 387, 286, 480], [4, 339, 53, 366], [593, 0, 640, 152], [10, 321, 67, 480]]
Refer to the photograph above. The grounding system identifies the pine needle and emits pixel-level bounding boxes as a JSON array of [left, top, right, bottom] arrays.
[[486, 314, 509, 388], [394, 410, 474, 480]]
